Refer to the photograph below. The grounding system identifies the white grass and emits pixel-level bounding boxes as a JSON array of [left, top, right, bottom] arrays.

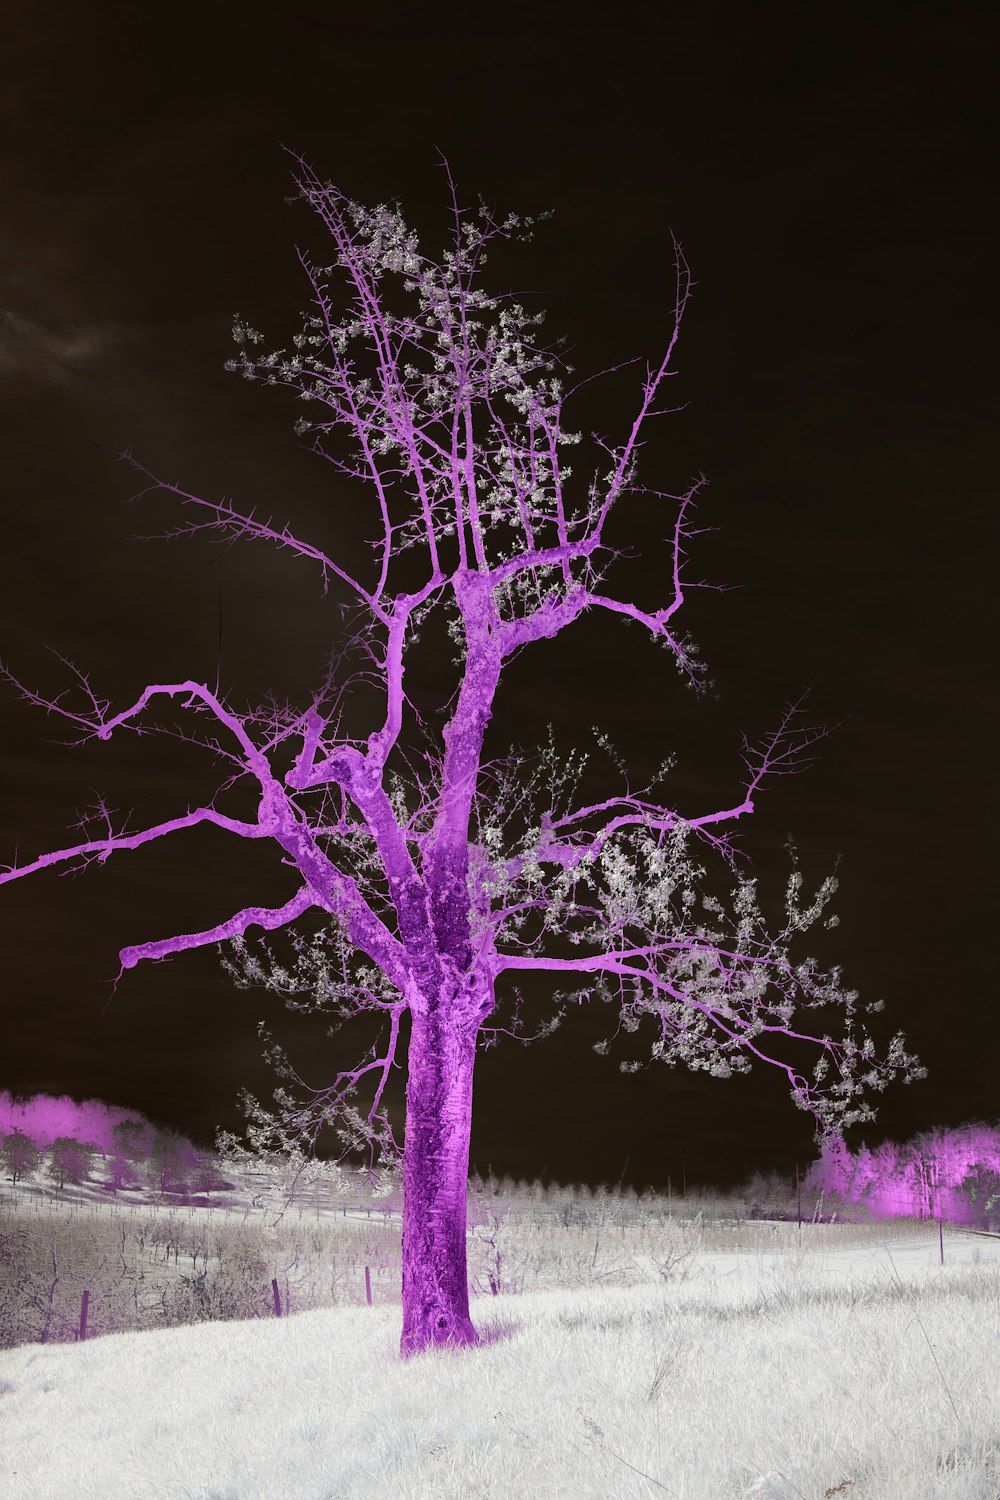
[[1, 1171, 999, 1499]]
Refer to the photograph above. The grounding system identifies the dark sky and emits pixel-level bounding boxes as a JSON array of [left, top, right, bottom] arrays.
[[0, 1, 996, 1197]]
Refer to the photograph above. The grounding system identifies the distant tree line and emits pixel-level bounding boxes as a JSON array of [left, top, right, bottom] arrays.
[[804, 1118, 1000, 1227], [0, 1120, 232, 1199]]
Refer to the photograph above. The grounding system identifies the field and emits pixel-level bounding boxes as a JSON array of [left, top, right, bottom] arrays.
[[1, 1161, 999, 1498]]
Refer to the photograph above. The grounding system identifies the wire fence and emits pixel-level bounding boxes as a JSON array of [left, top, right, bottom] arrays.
[[0, 1193, 399, 1225]]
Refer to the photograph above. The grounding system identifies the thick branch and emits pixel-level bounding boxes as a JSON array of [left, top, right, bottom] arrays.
[[119, 886, 321, 969], [486, 485, 713, 690], [0, 666, 410, 990]]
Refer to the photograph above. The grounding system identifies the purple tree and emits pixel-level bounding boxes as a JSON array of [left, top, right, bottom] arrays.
[[44, 1136, 96, 1192], [1, 151, 925, 1358], [1, 1129, 42, 1187]]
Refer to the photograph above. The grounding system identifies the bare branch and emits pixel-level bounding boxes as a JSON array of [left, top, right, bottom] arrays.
[[104, 444, 390, 619], [0, 801, 267, 885]]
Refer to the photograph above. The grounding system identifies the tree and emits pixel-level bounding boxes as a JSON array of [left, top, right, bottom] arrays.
[[104, 1118, 148, 1195], [1, 1130, 41, 1187], [187, 1149, 234, 1197], [802, 1133, 854, 1203], [44, 1135, 96, 1191], [0, 149, 925, 1358], [145, 1127, 192, 1198], [961, 1161, 1000, 1228]]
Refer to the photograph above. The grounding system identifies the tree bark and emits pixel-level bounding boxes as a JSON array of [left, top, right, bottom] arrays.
[[400, 999, 482, 1357]]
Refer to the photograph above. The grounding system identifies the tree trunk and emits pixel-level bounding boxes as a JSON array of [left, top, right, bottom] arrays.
[[400, 1001, 482, 1358]]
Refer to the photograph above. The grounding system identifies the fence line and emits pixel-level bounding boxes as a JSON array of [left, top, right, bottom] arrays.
[[0, 1193, 402, 1228], [71, 1263, 389, 1343]]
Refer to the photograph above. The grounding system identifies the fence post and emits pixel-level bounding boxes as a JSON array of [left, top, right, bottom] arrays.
[[365, 1265, 372, 1306], [271, 1277, 282, 1317], [78, 1288, 89, 1343]]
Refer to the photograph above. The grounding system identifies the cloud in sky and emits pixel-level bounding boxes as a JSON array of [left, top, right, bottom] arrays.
[[0, 306, 115, 384]]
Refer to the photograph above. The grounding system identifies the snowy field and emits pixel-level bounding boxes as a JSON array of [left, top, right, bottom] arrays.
[[1, 1180, 999, 1500]]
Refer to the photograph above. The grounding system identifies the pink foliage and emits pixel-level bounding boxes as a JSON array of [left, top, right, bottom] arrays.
[[0, 1088, 207, 1185], [805, 1119, 1000, 1226], [0, 1087, 159, 1158]]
